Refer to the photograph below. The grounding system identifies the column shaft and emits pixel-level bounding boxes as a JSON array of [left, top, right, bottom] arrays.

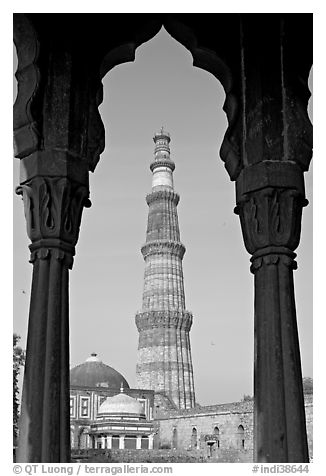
[[15, 175, 90, 462], [235, 182, 310, 462], [119, 436, 125, 449], [17, 252, 71, 462], [253, 254, 309, 462]]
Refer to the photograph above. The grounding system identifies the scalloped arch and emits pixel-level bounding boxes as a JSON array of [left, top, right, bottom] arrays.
[[98, 15, 241, 180], [13, 13, 41, 158]]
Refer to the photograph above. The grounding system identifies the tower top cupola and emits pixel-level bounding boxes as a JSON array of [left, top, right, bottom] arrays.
[[152, 127, 171, 159], [150, 128, 175, 188], [153, 126, 170, 143]]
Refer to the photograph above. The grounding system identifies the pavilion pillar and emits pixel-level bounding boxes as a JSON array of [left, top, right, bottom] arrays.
[[14, 13, 104, 462], [232, 15, 312, 463], [235, 165, 309, 462], [16, 167, 91, 463], [119, 435, 125, 450]]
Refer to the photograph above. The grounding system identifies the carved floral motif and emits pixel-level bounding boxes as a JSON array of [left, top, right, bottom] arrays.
[[16, 177, 90, 267], [235, 187, 308, 256]]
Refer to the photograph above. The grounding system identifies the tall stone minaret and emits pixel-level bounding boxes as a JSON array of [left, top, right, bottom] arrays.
[[135, 128, 195, 410]]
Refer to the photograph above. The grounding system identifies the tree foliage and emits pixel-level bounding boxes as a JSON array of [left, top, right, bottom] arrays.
[[242, 394, 254, 401], [302, 377, 313, 394], [13, 334, 25, 445]]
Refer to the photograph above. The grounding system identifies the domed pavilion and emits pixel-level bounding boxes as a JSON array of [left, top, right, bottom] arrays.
[[89, 386, 154, 449], [69, 354, 154, 450]]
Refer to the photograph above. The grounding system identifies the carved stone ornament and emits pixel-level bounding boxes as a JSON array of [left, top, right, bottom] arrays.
[[135, 310, 193, 331], [16, 176, 91, 267], [141, 240, 185, 259], [150, 159, 175, 172], [146, 190, 180, 206], [234, 187, 308, 260], [85, 77, 105, 173], [13, 14, 41, 158]]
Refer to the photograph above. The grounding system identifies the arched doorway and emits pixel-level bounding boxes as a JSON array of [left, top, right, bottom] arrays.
[[141, 436, 149, 449], [125, 435, 137, 449], [191, 427, 198, 449], [237, 425, 245, 449], [214, 426, 220, 448], [172, 428, 178, 449], [112, 435, 120, 449]]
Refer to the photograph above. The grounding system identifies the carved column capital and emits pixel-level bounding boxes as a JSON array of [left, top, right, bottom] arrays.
[[16, 176, 91, 268], [235, 186, 308, 271]]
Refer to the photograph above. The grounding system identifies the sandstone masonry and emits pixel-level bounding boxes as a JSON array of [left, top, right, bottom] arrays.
[[135, 130, 195, 410]]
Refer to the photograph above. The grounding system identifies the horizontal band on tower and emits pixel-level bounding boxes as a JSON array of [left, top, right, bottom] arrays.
[[146, 189, 180, 206], [150, 159, 175, 172], [135, 310, 193, 331], [141, 240, 185, 259]]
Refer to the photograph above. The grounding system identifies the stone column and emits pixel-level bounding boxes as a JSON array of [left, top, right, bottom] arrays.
[[119, 435, 125, 450], [235, 163, 310, 463], [233, 14, 312, 462], [16, 174, 91, 463], [14, 13, 104, 463], [107, 436, 113, 449], [149, 434, 154, 450], [136, 436, 142, 449]]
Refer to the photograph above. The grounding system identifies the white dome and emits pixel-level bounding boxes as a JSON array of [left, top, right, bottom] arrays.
[[98, 393, 145, 417]]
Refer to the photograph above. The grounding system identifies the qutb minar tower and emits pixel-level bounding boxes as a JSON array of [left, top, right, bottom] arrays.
[[135, 129, 196, 410]]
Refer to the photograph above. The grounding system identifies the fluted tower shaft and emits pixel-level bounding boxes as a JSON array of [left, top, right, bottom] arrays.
[[135, 129, 195, 409]]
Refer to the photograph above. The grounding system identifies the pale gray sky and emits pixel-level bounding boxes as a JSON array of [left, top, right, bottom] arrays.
[[13, 27, 313, 405]]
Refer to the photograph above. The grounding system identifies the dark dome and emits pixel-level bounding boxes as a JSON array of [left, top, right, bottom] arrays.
[[70, 353, 129, 389]]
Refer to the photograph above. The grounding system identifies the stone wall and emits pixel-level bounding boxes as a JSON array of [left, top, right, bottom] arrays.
[[72, 448, 206, 463], [157, 406, 254, 456], [72, 447, 252, 463], [156, 395, 313, 462]]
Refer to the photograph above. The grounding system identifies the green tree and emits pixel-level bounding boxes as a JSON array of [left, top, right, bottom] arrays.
[[242, 394, 253, 401], [13, 334, 25, 446], [302, 377, 313, 394]]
